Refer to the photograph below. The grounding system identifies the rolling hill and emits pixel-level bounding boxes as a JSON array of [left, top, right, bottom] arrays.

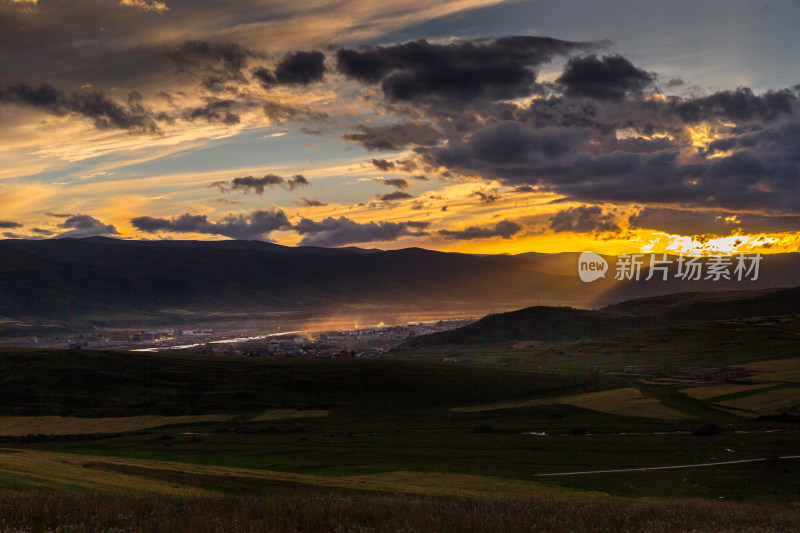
[[409, 286, 800, 345]]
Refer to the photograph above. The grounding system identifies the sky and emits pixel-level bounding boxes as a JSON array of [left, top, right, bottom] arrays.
[[1, 0, 799, 255]]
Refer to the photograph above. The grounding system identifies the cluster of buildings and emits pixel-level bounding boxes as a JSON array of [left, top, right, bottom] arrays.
[[204, 320, 475, 358], [6, 317, 475, 355]]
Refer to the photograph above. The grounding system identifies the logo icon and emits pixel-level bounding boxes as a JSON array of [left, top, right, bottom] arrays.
[[578, 251, 608, 283]]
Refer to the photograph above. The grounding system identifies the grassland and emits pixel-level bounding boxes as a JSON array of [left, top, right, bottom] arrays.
[[1, 492, 797, 533], [0, 344, 797, 530], [407, 316, 800, 373]]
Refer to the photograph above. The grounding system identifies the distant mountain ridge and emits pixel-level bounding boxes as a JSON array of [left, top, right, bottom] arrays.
[[2, 237, 800, 322]]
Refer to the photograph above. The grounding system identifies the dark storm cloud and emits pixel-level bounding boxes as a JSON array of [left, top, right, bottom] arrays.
[[55, 214, 119, 238], [274, 51, 326, 85], [628, 207, 800, 234], [336, 36, 596, 103], [0, 81, 159, 132], [286, 175, 310, 189], [343, 121, 442, 151], [261, 101, 328, 124], [170, 40, 260, 90], [371, 158, 395, 171], [673, 87, 796, 123], [295, 197, 327, 207], [0, 220, 22, 229], [252, 50, 326, 88], [252, 67, 277, 88], [557, 55, 655, 100], [471, 189, 499, 204], [377, 177, 411, 189], [613, 135, 677, 153], [433, 121, 589, 169], [212, 174, 310, 194], [419, 80, 800, 214], [131, 209, 291, 240], [549, 206, 621, 233], [378, 191, 414, 202], [185, 99, 240, 125], [294, 216, 429, 246], [438, 219, 521, 240]]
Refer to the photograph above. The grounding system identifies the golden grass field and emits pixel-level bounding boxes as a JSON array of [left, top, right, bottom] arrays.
[[451, 387, 692, 420], [0, 449, 597, 498], [0, 449, 210, 494], [716, 387, 800, 415], [678, 383, 776, 400], [0, 410, 329, 436], [0, 414, 234, 436], [251, 409, 329, 422], [740, 357, 800, 382]]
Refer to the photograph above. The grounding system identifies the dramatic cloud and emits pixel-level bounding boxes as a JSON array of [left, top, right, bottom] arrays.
[[274, 51, 326, 85], [170, 40, 259, 90], [420, 81, 800, 215], [0, 220, 22, 229], [131, 209, 291, 240], [557, 55, 655, 100], [295, 197, 327, 207], [252, 50, 326, 88], [549, 206, 621, 233], [629, 207, 800, 235], [294, 216, 429, 247], [212, 174, 310, 194], [0, 82, 158, 132], [1, 3, 798, 255], [371, 159, 395, 171], [471, 189, 499, 204], [185, 99, 240, 125], [438, 219, 521, 240], [56, 215, 119, 238], [119, 0, 169, 14], [433, 121, 589, 174], [372, 177, 411, 189], [378, 191, 414, 202], [336, 36, 595, 104], [343, 122, 442, 151]]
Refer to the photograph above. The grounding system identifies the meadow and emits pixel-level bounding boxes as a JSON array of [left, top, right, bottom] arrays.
[[1, 491, 798, 533], [0, 339, 797, 530]]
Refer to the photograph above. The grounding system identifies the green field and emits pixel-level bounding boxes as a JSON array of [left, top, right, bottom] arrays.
[[0, 342, 797, 531]]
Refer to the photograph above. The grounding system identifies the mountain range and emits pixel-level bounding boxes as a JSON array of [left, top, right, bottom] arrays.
[[1, 237, 800, 323]]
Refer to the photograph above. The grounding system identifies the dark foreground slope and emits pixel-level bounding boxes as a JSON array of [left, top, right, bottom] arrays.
[[1, 492, 796, 533]]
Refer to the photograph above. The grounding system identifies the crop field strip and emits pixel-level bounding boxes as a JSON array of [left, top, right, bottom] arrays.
[[715, 387, 800, 415], [451, 387, 693, 419], [679, 383, 777, 401], [0, 449, 596, 498], [0, 410, 329, 436]]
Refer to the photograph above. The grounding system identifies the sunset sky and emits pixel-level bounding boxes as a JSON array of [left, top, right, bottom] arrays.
[[1, 0, 799, 255]]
